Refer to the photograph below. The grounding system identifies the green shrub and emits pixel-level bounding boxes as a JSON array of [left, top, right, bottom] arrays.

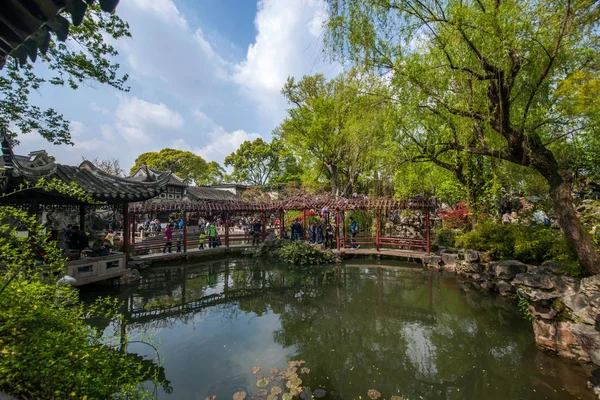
[[455, 219, 577, 265], [0, 206, 157, 399], [277, 241, 338, 265], [434, 228, 459, 248]]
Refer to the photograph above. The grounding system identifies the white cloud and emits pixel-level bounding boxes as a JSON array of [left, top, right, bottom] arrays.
[[116, 96, 184, 131], [172, 121, 261, 165], [13, 0, 340, 175], [69, 121, 87, 137], [233, 0, 338, 121], [114, 0, 232, 105], [89, 102, 110, 115]]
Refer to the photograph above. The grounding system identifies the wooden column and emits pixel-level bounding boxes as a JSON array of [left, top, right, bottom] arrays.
[[376, 210, 380, 251], [335, 211, 341, 250], [279, 209, 284, 239], [341, 211, 346, 249], [79, 205, 85, 231], [130, 212, 136, 254], [261, 212, 266, 242], [30, 199, 39, 222], [183, 211, 187, 253], [303, 209, 307, 240], [122, 202, 130, 257], [426, 207, 431, 253], [224, 212, 230, 247]]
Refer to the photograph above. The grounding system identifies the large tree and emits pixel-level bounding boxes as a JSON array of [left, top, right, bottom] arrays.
[[224, 138, 285, 185], [130, 148, 220, 185], [277, 71, 394, 197], [326, 0, 600, 273], [0, 4, 130, 144]]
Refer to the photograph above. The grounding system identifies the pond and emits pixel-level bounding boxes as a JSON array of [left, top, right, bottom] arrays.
[[80, 258, 595, 400]]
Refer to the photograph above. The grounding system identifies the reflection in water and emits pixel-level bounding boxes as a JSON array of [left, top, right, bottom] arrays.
[[80, 259, 595, 400]]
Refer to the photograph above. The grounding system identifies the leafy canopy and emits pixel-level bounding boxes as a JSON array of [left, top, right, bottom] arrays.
[[0, 5, 131, 144], [0, 206, 156, 399], [224, 138, 285, 185], [131, 148, 219, 185], [277, 71, 395, 197]]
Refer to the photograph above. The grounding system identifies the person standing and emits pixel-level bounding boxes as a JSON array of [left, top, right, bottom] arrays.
[[309, 222, 316, 243], [291, 218, 301, 241], [163, 224, 173, 253], [252, 218, 262, 246], [208, 222, 218, 248], [325, 224, 334, 248], [349, 217, 359, 249]]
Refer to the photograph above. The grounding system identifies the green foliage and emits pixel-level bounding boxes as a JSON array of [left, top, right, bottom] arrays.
[[0, 5, 131, 144], [0, 178, 105, 205], [455, 219, 577, 264], [0, 206, 156, 399], [0, 282, 154, 400], [277, 71, 396, 196], [324, 0, 600, 273], [278, 241, 338, 265], [435, 228, 458, 248], [258, 239, 338, 266], [130, 148, 219, 185], [224, 138, 285, 185], [518, 296, 535, 322]]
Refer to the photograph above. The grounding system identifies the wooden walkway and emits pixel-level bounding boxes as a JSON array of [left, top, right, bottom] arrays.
[[133, 244, 255, 263], [333, 248, 428, 260], [132, 245, 427, 264]]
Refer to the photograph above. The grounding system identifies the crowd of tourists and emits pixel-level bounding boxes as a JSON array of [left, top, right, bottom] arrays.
[[282, 216, 360, 249]]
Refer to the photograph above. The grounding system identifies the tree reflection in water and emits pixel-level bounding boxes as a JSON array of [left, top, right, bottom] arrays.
[[80, 259, 595, 400]]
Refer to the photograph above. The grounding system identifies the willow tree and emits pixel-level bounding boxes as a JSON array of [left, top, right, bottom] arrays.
[[277, 71, 395, 197], [325, 0, 600, 273]]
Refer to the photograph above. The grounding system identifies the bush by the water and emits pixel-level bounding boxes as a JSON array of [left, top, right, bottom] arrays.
[[256, 237, 338, 265], [454, 219, 578, 267], [278, 241, 338, 265], [435, 228, 458, 248], [0, 206, 157, 399]]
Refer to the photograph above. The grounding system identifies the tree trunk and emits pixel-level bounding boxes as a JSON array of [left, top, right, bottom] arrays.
[[542, 168, 600, 275]]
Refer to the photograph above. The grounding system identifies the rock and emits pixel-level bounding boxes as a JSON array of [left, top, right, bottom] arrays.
[[119, 268, 141, 285], [517, 287, 560, 302], [581, 275, 600, 299], [587, 368, 600, 399], [467, 263, 485, 273], [464, 249, 479, 262], [562, 291, 597, 325], [441, 252, 459, 266], [129, 260, 151, 270], [497, 280, 516, 297], [571, 324, 600, 365], [480, 280, 496, 292], [488, 260, 528, 280], [533, 320, 591, 362], [528, 303, 557, 320], [422, 255, 442, 267], [513, 273, 555, 289], [57, 275, 77, 286]]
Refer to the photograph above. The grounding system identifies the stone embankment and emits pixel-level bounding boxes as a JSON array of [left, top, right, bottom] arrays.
[[423, 251, 600, 397]]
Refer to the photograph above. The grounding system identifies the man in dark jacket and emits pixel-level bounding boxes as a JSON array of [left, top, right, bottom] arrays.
[[68, 226, 89, 251]]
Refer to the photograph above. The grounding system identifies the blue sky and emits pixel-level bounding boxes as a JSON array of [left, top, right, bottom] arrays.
[[14, 0, 339, 172]]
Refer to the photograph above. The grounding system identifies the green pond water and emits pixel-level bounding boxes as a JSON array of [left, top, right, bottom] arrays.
[[81, 258, 595, 400]]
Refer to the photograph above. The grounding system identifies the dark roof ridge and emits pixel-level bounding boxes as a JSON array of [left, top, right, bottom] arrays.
[[79, 160, 172, 187]]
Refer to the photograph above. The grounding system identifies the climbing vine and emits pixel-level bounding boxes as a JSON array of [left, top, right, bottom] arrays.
[[0, 178, 105, 205]]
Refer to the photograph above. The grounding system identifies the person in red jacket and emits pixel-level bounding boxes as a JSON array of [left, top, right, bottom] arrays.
[[163, 224, 173, 253]]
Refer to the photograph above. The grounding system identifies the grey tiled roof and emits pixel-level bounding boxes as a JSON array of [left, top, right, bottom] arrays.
[[186, 186, 239, 201], [1, 0, 120, 69], [0, 133, 170, 204]]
